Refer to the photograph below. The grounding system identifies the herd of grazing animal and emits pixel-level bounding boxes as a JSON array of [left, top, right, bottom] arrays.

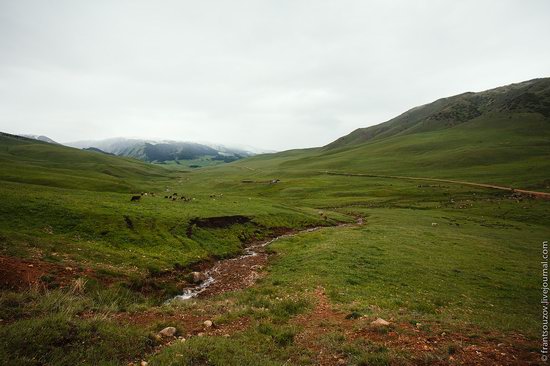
[[131, 192, 194, 202], [165, 193, 193, 202]]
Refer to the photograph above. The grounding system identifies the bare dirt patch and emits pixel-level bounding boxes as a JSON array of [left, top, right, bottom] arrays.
[[187, 215, 251, 236], [292, 287, 354, 365], [0, 255, 95, 290], [112, 308, 251, 339]]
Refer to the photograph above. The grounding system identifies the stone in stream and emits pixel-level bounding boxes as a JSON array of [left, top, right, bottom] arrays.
[[158, 326, 177, 337], [371, 318, 390, 327], [191, 271, 207, 283]]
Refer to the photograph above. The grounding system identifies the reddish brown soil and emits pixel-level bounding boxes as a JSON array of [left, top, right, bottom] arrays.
[[114, 310, 250, 339], [291, 288, 542, 366], [200, 250, 269, 297], [292, 287, 355, 365], [0, 254, 95, 290]]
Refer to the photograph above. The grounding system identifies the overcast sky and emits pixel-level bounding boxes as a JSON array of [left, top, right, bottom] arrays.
[[0, 0, 549, 150]]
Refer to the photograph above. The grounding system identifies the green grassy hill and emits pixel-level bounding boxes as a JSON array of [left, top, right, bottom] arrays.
[[236, 78, 550, 190], [0, 133, 171, 192], [326, 78, 550, 149]]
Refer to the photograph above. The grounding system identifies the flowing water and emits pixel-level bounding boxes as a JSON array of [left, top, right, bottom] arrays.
[[172, 218, 362, 301]]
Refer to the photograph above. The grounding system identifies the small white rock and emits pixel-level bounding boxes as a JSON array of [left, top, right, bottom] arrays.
[[371, 318, 390, 327], [203, 320, 213, 328], [158, 326, 177, 337]]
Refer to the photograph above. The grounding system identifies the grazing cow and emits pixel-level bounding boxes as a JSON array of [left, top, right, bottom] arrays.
[[164, 196, 168, 199], [130, 195, 141, 202]]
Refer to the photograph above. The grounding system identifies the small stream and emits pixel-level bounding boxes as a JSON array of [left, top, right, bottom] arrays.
[[171, 217, 362, 301]]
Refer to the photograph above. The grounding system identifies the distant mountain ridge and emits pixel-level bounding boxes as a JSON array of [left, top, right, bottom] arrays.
[[19, 134, 59, 144], [326, 78, 550, 149], [66, 138, 262, 163], [82, 147, 115, 155]]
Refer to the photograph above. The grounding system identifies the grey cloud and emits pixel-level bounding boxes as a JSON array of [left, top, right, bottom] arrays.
[[1, 0, 549, 150]]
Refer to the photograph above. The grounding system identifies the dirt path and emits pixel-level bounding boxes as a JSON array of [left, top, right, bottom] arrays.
[[323, 171, 550, 199]]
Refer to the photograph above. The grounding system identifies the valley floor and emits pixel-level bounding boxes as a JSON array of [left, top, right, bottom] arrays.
[[0, 168, 548, 365]]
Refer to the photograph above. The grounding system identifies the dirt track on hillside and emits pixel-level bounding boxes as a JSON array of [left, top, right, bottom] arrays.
[[324, 171, 550, 199]]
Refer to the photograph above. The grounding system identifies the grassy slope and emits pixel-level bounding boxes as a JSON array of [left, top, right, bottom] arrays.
[[234, 113, 550, 191], [0, 133, 330, 283], [285, 112, 550, 189], [0, 133, 171, 192], [236, 78, 550, 190], [326, 77, 550, 149]]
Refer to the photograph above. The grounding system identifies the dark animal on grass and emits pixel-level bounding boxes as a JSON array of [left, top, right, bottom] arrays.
[[123, 215, 134, 229], [164, 196, 168, 199], [130, 195, 141, 202]]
